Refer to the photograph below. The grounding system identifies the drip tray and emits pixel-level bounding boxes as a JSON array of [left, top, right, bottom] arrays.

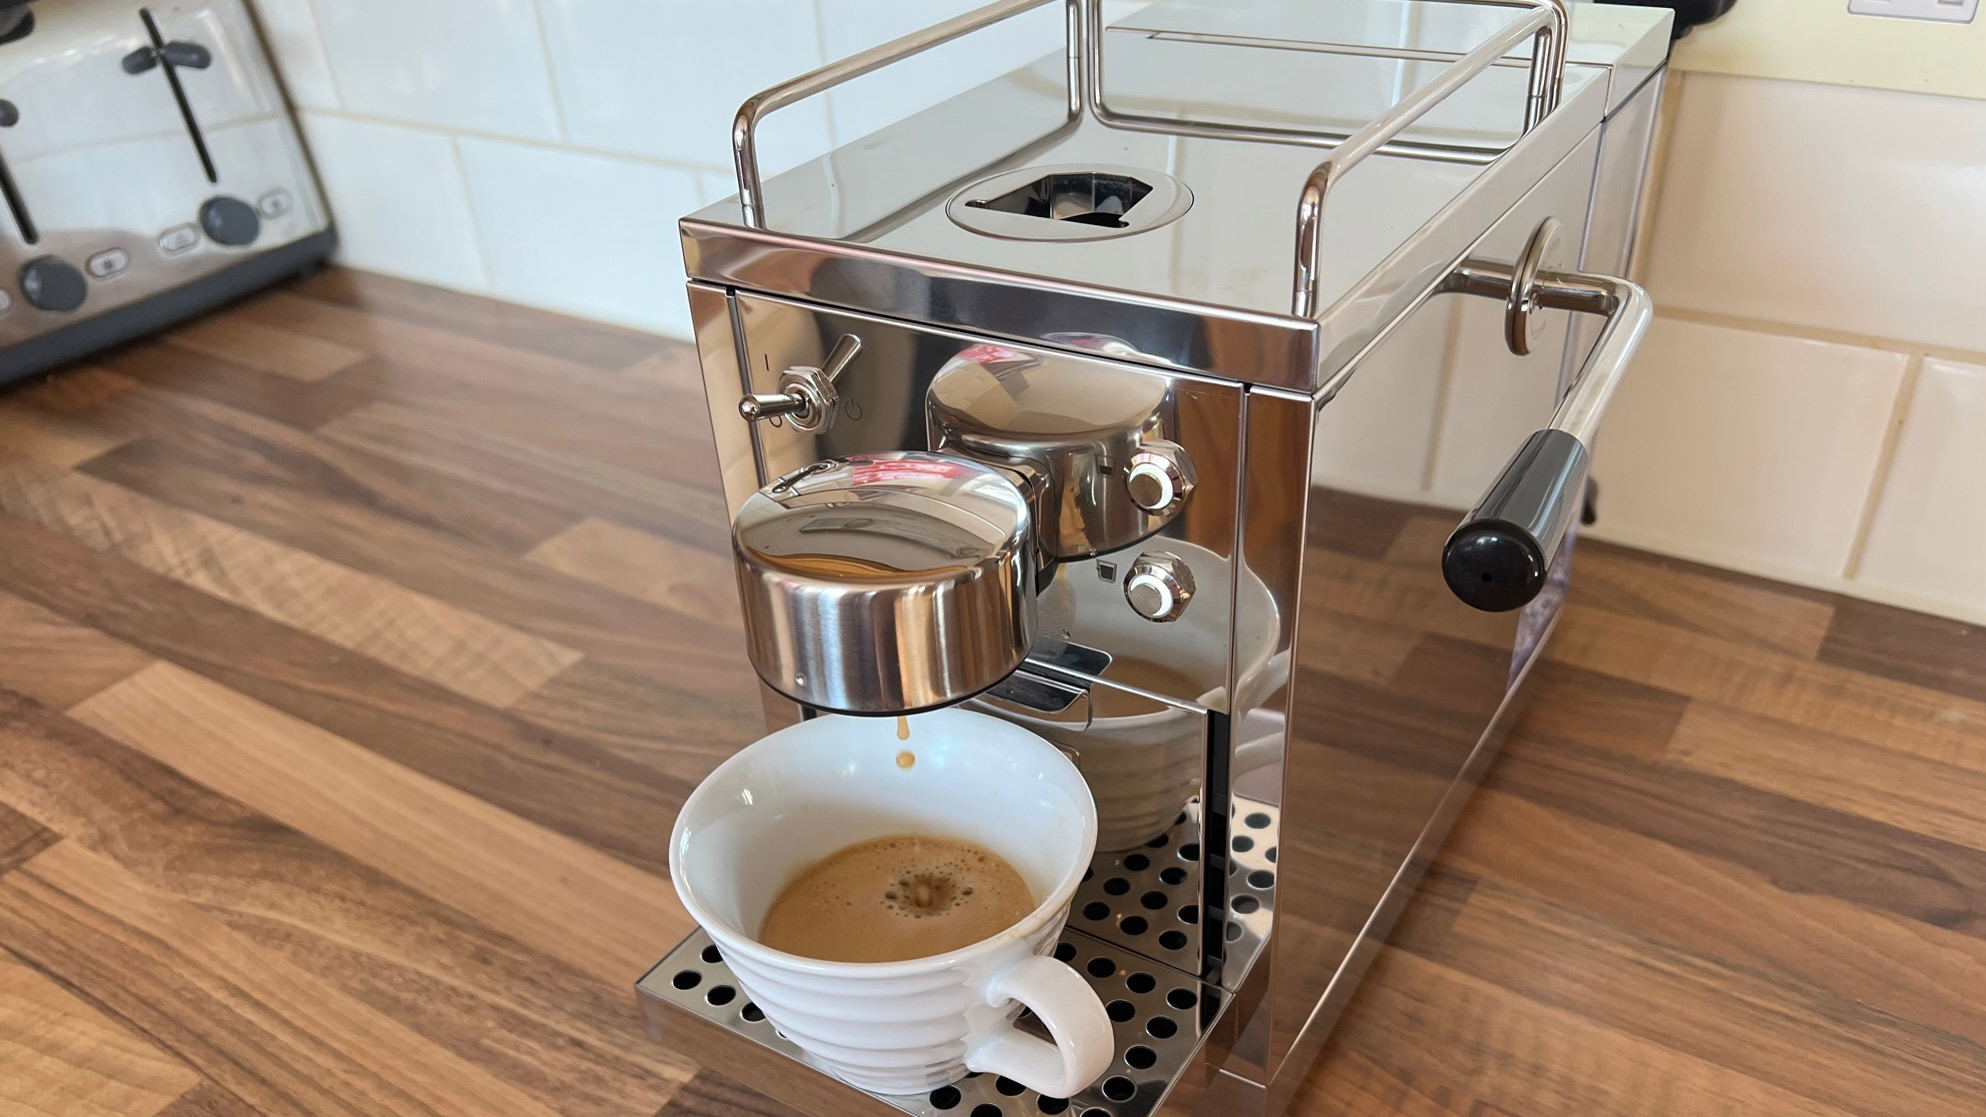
[[1070, 798, 1279, 981], [638, 929, 1228, 1117]]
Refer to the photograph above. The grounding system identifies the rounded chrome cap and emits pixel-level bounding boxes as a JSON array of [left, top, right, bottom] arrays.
[[927, 348, 1189, 559], [732, 452, 1037, 714]]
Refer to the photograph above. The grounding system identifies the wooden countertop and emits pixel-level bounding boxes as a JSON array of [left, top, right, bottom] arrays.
[[0, 269, 1981, 1117]]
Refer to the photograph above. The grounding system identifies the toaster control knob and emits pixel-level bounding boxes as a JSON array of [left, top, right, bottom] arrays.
[[200, 196, 261, 247], [1124, 551, 1194, 623], [1126, 441, 1196, 517], [19, 256, 85, 313]]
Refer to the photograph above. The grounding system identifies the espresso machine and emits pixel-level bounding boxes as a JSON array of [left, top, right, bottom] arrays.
[[640, 2, 1673, 1114]]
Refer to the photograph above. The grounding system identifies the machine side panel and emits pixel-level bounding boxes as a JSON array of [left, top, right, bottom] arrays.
[[1252, 127, 1603, 1097]]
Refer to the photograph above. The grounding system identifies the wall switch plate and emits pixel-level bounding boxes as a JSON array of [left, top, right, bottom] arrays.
[[1848, 0, 1979, 22]]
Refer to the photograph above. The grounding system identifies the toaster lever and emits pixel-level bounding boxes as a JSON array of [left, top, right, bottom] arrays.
[[162, 41, 211, 69], [122, 40, 210, 74]]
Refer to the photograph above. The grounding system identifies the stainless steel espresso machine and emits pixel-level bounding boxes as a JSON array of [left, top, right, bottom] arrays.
[[639, 2, 1673, 1114]]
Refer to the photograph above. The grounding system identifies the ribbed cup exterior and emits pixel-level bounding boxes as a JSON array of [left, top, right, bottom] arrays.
[[708, 913, 1069, 1094]]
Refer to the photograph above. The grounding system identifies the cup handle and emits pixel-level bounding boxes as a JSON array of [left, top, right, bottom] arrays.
[[965, 953, 1113, 1098]]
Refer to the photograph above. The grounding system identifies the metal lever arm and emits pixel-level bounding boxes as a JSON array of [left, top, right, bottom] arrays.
[[121, 39, 211, 74], [1438, 261, 1651, 612], [739, 333, 862, 432]]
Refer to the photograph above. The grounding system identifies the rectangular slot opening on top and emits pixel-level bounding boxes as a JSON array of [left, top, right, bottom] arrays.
[[966, 171, 1153, 228]]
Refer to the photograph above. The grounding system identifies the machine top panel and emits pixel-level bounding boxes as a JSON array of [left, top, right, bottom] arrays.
[[681, 0, 1667, 391]]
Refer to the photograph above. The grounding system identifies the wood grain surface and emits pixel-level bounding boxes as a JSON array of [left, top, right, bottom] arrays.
[[0, 267, 1979, 1116]]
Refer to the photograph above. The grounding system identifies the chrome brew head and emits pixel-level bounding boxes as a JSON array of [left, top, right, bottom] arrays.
[[730, 451, 1037, 714]]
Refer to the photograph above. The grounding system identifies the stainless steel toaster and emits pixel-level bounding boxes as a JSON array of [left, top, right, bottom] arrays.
[[0, 0, 332, 381]]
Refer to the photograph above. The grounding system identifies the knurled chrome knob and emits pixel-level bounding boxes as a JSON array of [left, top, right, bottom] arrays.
[[1125, 440, 1196, 517], [1124, 551, 1194, 623]]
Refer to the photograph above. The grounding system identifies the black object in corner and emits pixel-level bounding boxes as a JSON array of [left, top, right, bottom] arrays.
[[1598, 0, 1739, 39]]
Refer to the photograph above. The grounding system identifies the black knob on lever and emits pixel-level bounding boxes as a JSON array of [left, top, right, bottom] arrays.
[[162, 41, 211, 68], [1441, 428, 1589, 612], [122, 40, 210, 74]]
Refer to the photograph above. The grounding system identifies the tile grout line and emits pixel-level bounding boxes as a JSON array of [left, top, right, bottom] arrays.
[[811, 0, 840, 153], [1841, 353, 1923, 583], [1653, 305, 1986, 368], [301, 0, 347, 112], [297, 107, 726, 182], [528, 0, 572, 146], [447, 136, 497, 292]]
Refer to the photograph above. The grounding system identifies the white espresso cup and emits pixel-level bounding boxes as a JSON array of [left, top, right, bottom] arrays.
[[669, 708, 1115, 1098]]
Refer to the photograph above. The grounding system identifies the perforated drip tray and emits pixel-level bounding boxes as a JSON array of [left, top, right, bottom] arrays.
[[1070, 797, 1280, 980], [638, 929, 1226, 1117]]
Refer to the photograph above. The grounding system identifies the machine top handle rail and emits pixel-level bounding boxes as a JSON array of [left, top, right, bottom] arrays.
[[730, 0, 1569, 318], [731, 0, 1081, 228], [1292, 0, 1568, 316]]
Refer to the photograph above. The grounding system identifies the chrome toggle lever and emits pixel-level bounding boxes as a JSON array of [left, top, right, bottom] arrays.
[[738, 333, 861, 433]]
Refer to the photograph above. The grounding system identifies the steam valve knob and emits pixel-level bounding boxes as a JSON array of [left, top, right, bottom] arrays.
[[1124, 551, 1194, 623], [1125, 440, 1195, 517]]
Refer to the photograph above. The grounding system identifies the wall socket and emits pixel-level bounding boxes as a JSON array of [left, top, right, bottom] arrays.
[[1848, 0, 1979, 22]]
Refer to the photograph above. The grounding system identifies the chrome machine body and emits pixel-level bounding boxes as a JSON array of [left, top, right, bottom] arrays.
[[0, 0, 332, 381], [640, 2, 1671, 1114]]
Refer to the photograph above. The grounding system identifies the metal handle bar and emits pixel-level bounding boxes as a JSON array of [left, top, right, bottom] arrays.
[[730, 0, 1568, 318], [1438, 254, 1651, 612], [1293, 0, 1568, 316], [731, 0, 1081, 228], [1082, 1, 1565, 170]]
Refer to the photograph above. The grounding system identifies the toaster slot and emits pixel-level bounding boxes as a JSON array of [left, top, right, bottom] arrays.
[[133, 8, 217, 183]]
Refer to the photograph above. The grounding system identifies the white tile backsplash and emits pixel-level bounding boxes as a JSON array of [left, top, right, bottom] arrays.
[[539, 0, 828, 174], [299, 114, 488, 290], [247, 0, 340, 110], [1644, 73, 1986, 352], [1856, 358, 1986, 611], [697, 170, 736, 208], [314, 0, 561, 141], [457, 139, 699, 338], [1586, 318, 1908, 580]]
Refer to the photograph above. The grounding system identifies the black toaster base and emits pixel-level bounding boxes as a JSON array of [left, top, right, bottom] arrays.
[[0, 228, 337, 386]]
